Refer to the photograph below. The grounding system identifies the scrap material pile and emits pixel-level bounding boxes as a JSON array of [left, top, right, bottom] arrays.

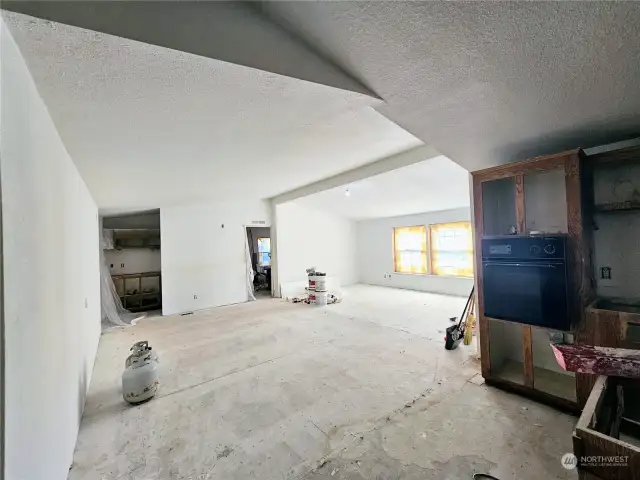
[[288, 267, 341, 305]]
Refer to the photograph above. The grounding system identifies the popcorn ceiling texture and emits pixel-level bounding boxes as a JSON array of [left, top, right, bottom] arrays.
[[4, 1, 640, 211], [261, 1, 640, 171], [2, 10, 421, 211]]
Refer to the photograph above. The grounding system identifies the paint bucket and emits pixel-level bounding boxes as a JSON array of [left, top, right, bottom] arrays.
[[308, 274, 316, 292], [314, 291, 328, 306], [313, 273, 327, 292]]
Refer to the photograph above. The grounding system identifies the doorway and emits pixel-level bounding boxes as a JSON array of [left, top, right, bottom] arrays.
[[246, 226, 272, 299], [102, 210, 163, 326]]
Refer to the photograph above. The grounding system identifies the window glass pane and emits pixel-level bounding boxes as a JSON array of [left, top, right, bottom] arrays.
[[393, 226, 427, 274], [433, 228, 472, 251], [258, 238, 271, 253], [258, 252, 271, 266], [396, 230, 423, 251], [429, 222, 474, 277], [432, 251, 474, 277]]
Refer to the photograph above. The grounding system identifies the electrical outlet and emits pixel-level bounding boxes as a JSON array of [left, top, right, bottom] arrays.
[[601, 267, 612, 280], [194, 294, 198, 300], [121, 263, 125, 268]]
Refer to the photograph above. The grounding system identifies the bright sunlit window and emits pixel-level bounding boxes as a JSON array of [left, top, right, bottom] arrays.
[[393, 226, 427, 274], [429, 222, 474, 277], [257, 237, 271, 266]]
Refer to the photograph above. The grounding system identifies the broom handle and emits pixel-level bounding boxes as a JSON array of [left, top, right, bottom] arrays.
[[457, 286, 475, 330]]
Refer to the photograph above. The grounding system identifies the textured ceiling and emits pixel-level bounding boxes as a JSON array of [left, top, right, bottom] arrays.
[[260, 1, 640, 171], [1, 1, 376, 98], [294, 156, 470, 220], [2, 12, 421, 211]]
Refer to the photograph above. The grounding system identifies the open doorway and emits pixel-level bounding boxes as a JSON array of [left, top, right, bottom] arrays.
[[102, 210, 163, 319], [246, 226, 272, 299]]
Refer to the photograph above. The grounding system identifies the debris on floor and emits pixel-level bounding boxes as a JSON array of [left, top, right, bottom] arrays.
[[285, 267, 342, 305]]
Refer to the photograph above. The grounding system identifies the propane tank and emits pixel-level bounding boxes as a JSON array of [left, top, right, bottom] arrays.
[[122, 341, 159, 404]]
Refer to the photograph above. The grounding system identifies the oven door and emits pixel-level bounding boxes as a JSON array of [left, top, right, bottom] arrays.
[[482, 260, 569, 330]]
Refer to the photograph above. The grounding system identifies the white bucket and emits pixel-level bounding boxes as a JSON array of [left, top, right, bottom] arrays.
[[308, 275, 316, 292], [314, 291, 328, 306], [314, 275, 327, 292]]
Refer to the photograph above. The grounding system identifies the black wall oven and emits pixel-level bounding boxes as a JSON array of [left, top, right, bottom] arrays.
[[482, 236, 570, 330]]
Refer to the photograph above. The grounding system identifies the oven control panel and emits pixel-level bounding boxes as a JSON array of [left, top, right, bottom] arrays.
[[488, 244, 511, 255], [482, 235, 566, 260]]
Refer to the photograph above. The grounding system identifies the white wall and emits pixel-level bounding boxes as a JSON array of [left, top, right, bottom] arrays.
[[161, 201, 270, 315], [356, 207, 473, 297], [275, 202, 357, 296], [1, 21, 101, 480], [104, 249, 161, 275]]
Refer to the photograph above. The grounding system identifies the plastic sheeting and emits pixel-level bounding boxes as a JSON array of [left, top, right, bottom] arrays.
[[245, 229, 256, 302], [100, 228, 145, 330]]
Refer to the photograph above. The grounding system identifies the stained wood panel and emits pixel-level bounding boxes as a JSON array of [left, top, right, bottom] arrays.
[[575, 376, 640, 480], [523, 326, 534, 388], [473, 148, 580, 182], [515, 174, 526, 234], [472, 177, 491, 378]]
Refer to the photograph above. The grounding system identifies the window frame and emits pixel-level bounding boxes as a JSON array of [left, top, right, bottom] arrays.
[[392, 225, 428, 275], [428, 221, 474, 278]]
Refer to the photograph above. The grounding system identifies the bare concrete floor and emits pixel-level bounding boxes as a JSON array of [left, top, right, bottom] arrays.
[[70, 285, 577, 480]]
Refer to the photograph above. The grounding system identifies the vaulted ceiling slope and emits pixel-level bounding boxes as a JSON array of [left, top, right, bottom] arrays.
[[2, 0, 375, 98], [1, 11, 421, 211], [259, 1, 640, 170]]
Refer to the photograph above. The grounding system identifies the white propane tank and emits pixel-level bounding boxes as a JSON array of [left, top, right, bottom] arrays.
[[122, 341, 159, 404]]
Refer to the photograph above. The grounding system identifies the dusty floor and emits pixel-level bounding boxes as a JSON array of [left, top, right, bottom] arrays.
[[70, 285, 578, 480]]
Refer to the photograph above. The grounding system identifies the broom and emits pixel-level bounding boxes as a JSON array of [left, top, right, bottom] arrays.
[[463, 294, 476, 345]]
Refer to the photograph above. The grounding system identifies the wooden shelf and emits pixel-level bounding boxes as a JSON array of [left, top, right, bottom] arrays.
[[492, 359, 526, 386], [533, 365, 576, 403], [113, 271, 161, 312], [594, 201, 640, 213]]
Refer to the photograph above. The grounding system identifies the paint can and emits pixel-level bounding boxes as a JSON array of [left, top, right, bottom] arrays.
[[313, 272, 327, 292], [314, 291, 328, 306], [308, 275, 316, 292]]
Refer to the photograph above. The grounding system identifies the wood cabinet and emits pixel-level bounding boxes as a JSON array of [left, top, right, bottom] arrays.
[[112, 271, 162, 312], [573, 146, 640, 402], [574, 376, 640, 479], [472, 149, 591, 412]]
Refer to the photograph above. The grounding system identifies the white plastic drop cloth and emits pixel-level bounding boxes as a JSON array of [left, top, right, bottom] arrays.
[[245, 229, 256, 302], [100, 228, 146, 330]]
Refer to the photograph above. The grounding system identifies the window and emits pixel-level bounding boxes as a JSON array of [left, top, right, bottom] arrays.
[[393, 226, 427, 274], [257, 237, 271, 266], [429, 222, 473, 277]]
